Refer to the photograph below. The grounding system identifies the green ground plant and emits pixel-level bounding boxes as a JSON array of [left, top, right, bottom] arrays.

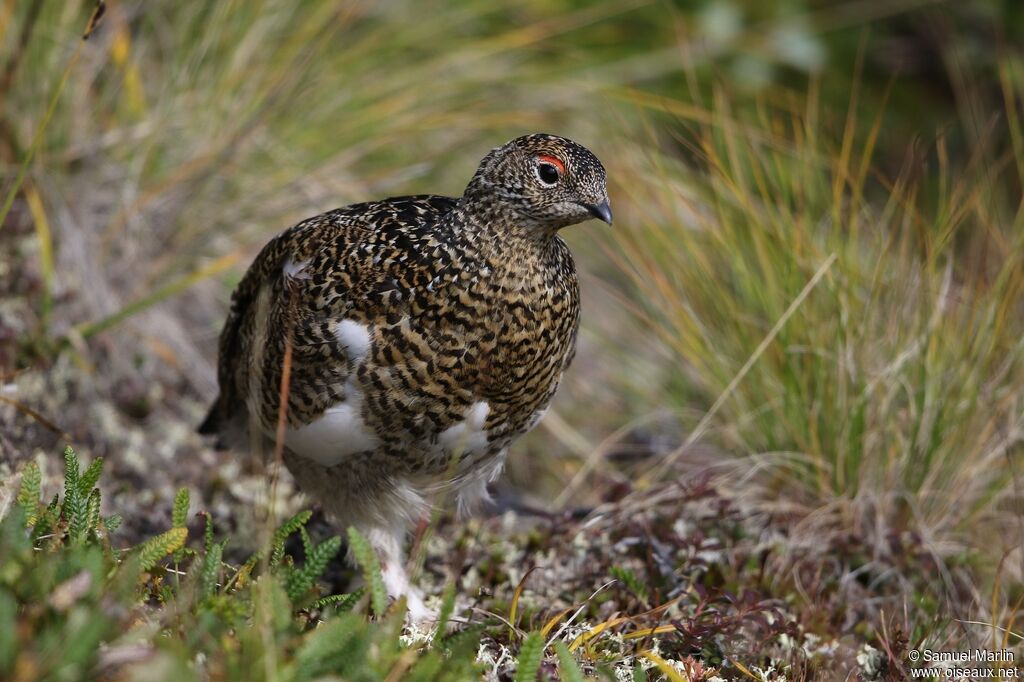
[[0, 448, 492, 681]]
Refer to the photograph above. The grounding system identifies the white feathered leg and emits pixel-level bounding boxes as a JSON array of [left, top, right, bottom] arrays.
[[283, 452, 434, 623], [359, 522, 431, 622]]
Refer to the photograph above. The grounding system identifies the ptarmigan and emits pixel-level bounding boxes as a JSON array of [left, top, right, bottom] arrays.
[[199, 133, 611, 619]]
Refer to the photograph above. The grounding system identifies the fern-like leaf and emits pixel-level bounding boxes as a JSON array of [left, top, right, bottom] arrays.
[[270, 510, 312, 568], [554, 642, 585, 682], [104, 513, 122, 534], [78, 456, 104, 497], [85, 488, 101, 536], [63, 448, 87, 545], [347, 526, 387, 617], [135, 527, 188, 572], [65, 492, 87, 544], [172, 488, 190, 528], [514, 632, 545, 682], [63, 446, 80, 493], [200, 541, 223, 600], [169, 488, 191, 562], [285, 535, 342, 602], [16, 461, 41, 527], [312, 590, 363, 612], [201, 511, 214, 554]]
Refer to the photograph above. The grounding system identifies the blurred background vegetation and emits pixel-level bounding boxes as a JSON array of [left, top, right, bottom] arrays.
[[1, 0, 1023, 679]]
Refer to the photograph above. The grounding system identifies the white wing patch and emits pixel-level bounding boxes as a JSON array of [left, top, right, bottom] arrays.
[[335, 319, 371, 360], [263, 321, 375, 467], [282, 379, 377, 466], [439, 401, 490, 455]]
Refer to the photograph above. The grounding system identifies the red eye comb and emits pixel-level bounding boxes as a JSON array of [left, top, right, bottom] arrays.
[[537, 155, 565, 174]]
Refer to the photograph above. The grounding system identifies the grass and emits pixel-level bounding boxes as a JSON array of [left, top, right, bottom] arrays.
[[609, 76, 1024, 506], [615, 77, 1023, 530], [1, 0, 1023, 680], [591, 77, 1024, 665]]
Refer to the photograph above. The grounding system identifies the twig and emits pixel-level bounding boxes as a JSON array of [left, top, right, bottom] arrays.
[[0, 394, 71, 440], [269, 286, 297, 522]]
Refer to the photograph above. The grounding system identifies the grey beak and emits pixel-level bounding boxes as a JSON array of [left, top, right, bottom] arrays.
[[584, 199, 613, 225]]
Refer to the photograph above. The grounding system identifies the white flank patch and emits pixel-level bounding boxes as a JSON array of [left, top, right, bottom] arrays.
[[282, 256, 311, 280], [283, 400, 378, 467], [276, 321, 372, 466], [440, 401, 490, 455], [334, 319, 371, 360]]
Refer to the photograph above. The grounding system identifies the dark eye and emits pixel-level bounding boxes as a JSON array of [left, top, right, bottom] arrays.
[[537, 162, 560, 186]]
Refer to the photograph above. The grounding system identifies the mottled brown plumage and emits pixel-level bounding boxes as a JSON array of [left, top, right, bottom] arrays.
[[200, 133, 611, 618]]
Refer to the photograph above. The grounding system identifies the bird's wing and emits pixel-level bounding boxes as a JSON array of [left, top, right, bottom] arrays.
[[199, 195, 458, 438]]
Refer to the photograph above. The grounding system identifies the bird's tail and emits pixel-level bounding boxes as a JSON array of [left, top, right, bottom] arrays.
[[197, 397, 222, 436], [198, 395, 245, 451]]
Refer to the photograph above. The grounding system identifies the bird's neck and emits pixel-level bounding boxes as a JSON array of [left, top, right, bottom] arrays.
[[446, 200, 567, 289], [453, 202, 556, 259]]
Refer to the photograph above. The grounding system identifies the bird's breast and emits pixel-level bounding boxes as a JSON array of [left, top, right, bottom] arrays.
[[277, 252, 579, 474]]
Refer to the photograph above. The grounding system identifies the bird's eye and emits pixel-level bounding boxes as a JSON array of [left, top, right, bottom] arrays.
[[536, 162, 560, 186]]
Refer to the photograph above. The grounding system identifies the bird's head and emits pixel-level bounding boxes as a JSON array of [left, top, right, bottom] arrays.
[[463, 133, 612, 232]]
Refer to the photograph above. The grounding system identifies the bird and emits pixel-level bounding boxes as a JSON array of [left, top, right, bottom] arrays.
[[199, 133, 611, 619]]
